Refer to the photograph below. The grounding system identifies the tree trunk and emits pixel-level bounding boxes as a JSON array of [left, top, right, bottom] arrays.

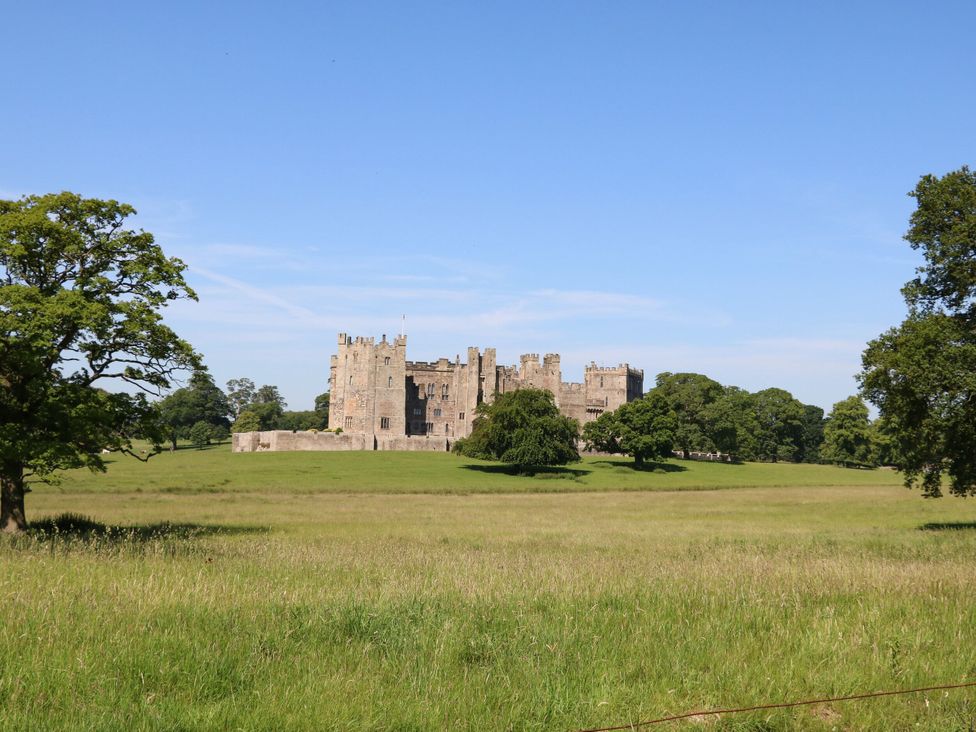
[[634, 453, 644, 469], [1, 464, 27, 534]]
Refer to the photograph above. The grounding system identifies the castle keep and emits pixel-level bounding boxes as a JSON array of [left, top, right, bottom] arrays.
[[233, 332, 643, 452]]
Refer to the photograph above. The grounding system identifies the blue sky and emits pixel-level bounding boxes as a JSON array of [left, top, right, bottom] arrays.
[[3, 1, 974, 411]]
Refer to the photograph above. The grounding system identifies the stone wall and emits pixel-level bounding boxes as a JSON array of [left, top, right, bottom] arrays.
[[232, 430, 370, 452], [559, 382, 587, 425], [375, 435, 451, 452], [232, 431, 450, 453]]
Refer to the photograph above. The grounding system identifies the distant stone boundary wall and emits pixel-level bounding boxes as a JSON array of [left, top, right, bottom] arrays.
[[232, 431, 451, 453]]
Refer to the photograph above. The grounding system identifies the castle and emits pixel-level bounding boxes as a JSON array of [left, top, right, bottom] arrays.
[[328, 333, 643, 438], [233, 332, 643, 452]]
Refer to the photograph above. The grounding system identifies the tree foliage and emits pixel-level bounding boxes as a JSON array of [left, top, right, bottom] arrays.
[[225, 378, 255, 418], [225, 377, 293, 430], [189, 421, 212, 449], [702, 386, 759, 458], [277, 410, 326, 431], [860, 166, 976, 497], [653, 372, 723, 456], [0, 192, 198, 531], [751, 388, 805, 462], [231, 410, 262, 434], [158, 369, 230, 449], [797, 404, 826, 464], [583, 392, 677, 467], [314, 391, 330, 424], [453, 389, 579, 471], [861, 313, 976, 495], [822, 396, 874, 467]]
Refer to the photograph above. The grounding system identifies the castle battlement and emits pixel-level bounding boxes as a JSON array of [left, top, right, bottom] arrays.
[[586, 362, 642, 374], [405, 358, 456, 371]]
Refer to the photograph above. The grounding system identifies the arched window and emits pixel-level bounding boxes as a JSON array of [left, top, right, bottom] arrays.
[[384, 357, 391, 366], [388, 376, 393, 388]]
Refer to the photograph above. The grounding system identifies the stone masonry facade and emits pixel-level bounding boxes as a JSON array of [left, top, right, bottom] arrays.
[[328, 333, 643, 439], [233, 332, 643, 453]]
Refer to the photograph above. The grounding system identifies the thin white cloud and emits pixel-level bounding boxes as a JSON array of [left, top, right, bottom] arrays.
[[191, 267, 321, 321]]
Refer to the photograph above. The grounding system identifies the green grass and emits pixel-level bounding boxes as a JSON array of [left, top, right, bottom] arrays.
[[47, 444, 905, 494], [3, 449, 976, 730]]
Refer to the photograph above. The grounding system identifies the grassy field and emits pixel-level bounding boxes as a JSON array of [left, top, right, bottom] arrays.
[[46, 444, 906, 494], [3, 448, 976, 730]]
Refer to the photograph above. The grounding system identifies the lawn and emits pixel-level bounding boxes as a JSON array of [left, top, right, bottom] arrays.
[[45, 443, 905, 494], [2, 448, 975, 730]]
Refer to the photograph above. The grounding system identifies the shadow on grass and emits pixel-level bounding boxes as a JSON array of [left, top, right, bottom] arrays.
[[590, 459, 689, 473], [28, 513, 268, 541], [460, 464, 590, 478], [919, 521, 976, 532]]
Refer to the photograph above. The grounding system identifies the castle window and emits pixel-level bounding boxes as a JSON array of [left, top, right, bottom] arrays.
[[433, 408, 441, 417], [600, 376, 604, 388], [344, 416, 353, 429], [459, 412, 465, 420], [348, 375, 353, 385], [388, 376, 393, 388], [426, 383, 435, 397], [380, 417, 390, 430], [413, 408, 423, 416], [425, 422, 434, 434], [384, 357, 391, 365], [441, 385, 449, 399], [605, 396, 608, 407]]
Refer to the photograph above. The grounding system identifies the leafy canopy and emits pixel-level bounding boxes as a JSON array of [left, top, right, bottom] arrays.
[[860, 166, 976, 496], [158, 369, 231, 448], [453, 389, 579, 470], [583, 392, 677, 467], [653, 372, 723, 455], [822, 396, 874, 467], [0, 192, 198, 530]]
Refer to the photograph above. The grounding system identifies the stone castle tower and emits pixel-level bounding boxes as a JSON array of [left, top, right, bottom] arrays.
[[328, 333, 643, 439]]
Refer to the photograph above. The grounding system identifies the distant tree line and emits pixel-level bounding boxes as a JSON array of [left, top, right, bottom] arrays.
[[157, 374, 329, 449], [452, 377, 894, 473], [584, 372, 895, 468]]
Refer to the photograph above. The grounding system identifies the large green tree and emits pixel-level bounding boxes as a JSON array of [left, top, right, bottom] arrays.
[[314, 391, 330, 425], [225, 377, 286, 429], [225, 377, 255, 418], [797, 404, 826, 464], [822, 396, 874, 467], [703, 386, 759, 459], [652, 372, 723, 457], [158, 369, 231, 450], [751, 388, 805, 462], [583, 392, 677, 468], [860, 167, 976, 497], [453, 389, 579, 471], [0, 193, 198, 532]]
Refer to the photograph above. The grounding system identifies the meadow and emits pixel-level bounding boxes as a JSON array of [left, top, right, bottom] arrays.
[[2, 447, 975, 730]]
